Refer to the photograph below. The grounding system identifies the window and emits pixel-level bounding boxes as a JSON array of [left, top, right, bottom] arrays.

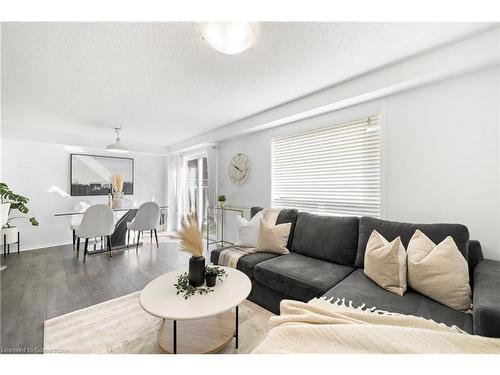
[[271, 115, 381, 217]]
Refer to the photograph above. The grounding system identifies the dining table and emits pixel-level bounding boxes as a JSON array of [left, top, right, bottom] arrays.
[[54, 205, 168, 255]]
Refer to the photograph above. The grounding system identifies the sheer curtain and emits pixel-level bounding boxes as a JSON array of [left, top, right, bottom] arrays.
[[206, 145, 218, 210], [205, 145, 218, 242], [166, 153, 185, 232]]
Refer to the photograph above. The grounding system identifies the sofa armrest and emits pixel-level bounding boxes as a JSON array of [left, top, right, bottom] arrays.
[[473, 259, 500, 337], [468, 240, 483, 285]]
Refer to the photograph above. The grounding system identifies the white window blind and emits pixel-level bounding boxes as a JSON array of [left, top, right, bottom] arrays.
[[271, 115, 381, 217]]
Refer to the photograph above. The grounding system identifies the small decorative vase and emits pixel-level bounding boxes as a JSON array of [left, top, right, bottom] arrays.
[[188, 256, 205, 287], [205, 274, 217, 287]]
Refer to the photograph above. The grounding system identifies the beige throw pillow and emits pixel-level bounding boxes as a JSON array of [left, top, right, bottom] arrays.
[[364, 230, 407, 296], [261, 208, 282, 225], [407, 229, 471, 312], [256, 219, 291, 254]]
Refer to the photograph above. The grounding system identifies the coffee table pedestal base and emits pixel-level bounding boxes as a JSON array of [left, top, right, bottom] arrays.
[[157, 309, 237, 354]]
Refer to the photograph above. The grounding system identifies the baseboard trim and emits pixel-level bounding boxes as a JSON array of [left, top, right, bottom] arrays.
[[15, 239, 105, 253], [14, 240, 73, 252], [14, 230, 171, 253]]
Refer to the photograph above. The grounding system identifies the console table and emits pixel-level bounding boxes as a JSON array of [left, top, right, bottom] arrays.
[[205, 206, 248, 251]]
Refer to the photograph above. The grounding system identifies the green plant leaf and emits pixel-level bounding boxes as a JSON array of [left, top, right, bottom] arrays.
[[11, 203, 29, 214], [0, 182, 38, 226]]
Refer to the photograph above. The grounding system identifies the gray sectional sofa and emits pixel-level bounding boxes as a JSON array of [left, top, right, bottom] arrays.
[[211, 207, 500, 338]]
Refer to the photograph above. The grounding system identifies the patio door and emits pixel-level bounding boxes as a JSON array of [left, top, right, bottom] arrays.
[[183, 154, 208, 231]]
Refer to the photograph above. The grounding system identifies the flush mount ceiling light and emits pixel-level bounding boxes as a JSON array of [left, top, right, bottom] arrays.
[[201, 22, 259, 55], [106, 126, 130, 154]]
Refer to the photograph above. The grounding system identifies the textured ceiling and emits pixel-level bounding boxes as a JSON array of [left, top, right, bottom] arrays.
[[1, 22, 494, 147]]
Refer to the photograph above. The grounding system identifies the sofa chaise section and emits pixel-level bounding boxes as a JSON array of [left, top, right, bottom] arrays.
[[210, 207, 500, 338], [322, 269, 473, 333], [473, 259, 500, 337]]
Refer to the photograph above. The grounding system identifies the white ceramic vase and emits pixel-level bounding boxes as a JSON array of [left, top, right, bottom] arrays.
[[0, 226, 18, 245], [1, 203, 10, 228]]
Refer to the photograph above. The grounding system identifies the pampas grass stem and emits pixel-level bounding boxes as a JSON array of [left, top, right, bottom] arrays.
[[111, 174, 124, 193], [178, 213, 203, 257]]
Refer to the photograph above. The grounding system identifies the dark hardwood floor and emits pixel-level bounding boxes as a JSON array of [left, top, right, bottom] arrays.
[[1, 234, 192, 353]]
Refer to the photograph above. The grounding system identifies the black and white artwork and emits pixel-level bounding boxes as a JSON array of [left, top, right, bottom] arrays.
[[70, 154, 134, 196]]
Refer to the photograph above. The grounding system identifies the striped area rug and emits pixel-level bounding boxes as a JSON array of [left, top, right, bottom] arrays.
[[43, 291, 273, 354]]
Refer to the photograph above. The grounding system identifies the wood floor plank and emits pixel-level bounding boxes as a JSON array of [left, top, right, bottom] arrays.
[[1, 237, 190, 353]]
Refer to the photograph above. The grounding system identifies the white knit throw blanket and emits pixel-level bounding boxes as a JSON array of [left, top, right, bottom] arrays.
[[252, 298, 500, 354], [218, 208, 282, 268]]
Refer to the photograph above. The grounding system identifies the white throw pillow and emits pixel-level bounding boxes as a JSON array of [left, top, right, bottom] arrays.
[[364, 230, 407, 296], [235, 211, 264, 247], [407, 229, 472, 312]]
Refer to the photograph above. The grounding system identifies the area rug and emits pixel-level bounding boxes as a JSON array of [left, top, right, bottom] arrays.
[[43, 292, 273, 354]]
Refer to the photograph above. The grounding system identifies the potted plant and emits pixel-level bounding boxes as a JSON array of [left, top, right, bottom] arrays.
[[178, 213, 205, 287], [217, 195, 226, 207], [0, 182, 39, 247], [204, 265, 228, 287], [204, 266, 218, 287]]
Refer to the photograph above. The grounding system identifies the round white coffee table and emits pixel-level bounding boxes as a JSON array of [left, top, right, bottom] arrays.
[[140, 266, 251, 354]]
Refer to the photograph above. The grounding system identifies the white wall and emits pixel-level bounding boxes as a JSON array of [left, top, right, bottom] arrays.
[[217, 67, 500, 259], [171, 28, 499, 152], [1, 139, 167, 250]]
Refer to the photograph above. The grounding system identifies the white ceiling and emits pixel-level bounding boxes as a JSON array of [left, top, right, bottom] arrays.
[[1, 22, 495, 148]]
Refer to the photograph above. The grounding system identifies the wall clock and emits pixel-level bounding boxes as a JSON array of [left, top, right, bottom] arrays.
[[228, 153, 249, 185]]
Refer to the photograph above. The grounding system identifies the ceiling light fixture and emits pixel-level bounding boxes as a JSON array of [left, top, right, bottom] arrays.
[[106, 126, 130, 154], [201, 22, 259, 55]]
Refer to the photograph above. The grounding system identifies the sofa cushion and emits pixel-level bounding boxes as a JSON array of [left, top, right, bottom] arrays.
[[254, 253, 354, 302], [355, 216, 470, 268], [290, 212, 359, 266], [252, 207, 298, 250], [236, 252, 282, 279], [323, 269, 473, 333], [210, 247, 280, 279]]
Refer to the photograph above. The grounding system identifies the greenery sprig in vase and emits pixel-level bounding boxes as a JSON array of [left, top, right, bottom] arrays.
[[174, 266, 228, 298], [174, 272, 213, 299]]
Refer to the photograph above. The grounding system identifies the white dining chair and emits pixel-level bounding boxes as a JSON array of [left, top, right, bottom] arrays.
[[126, 202, 160, 251], [70, 201, 91, 249], [75, 204, 115, 262]]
